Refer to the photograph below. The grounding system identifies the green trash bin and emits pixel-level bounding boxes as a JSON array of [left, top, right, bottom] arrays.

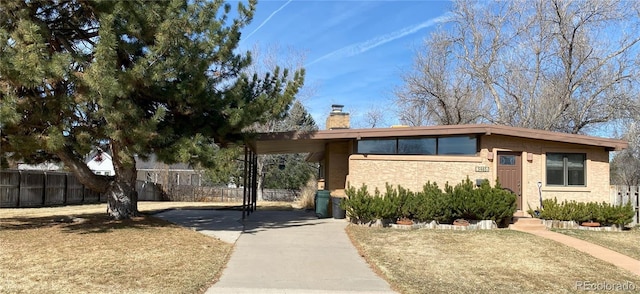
[[315, 190, 330, 218]]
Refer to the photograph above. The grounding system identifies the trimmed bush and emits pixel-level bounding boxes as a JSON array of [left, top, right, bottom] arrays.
[[413, 182, 452, 223], [343, 178, 518, 226], [342, 185, 376, 224], [449, 178, 476, 220], [372, 187, 396, 220], [531, 198, 635, 226], [473, 180, 517, 225]]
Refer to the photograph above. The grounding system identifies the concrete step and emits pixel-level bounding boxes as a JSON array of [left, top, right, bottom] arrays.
[[512, 210, 528, 217], [510, 217, 546, 231]]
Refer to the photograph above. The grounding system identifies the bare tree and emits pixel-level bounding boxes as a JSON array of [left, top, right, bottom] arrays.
[[364, 107, 388, 128], [611, 121, 640, 186], [396, 0, 640, 134], [351, 105, 391, 128], [395, 31, 485, 126]]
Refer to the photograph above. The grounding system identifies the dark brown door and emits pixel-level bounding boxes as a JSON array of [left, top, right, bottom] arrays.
[[496, 152, 522, 210]]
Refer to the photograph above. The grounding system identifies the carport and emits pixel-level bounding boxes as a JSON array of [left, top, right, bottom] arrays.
[[241, 130, 328, 219]]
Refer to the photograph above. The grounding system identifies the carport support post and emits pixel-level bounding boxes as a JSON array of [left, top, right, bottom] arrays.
[[251, 151, 257, 212], [242, 146, 248, 220], [241, 146, 258, 220]]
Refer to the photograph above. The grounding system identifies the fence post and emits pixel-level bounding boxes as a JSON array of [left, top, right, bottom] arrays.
[[629, 186, 640, 225], [42, 171, 47, 206], [17, 170, 22, 208], [63, 173, 68, 205]]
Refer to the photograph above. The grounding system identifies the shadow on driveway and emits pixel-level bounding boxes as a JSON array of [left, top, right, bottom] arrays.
[[155, 208, 396, 293]]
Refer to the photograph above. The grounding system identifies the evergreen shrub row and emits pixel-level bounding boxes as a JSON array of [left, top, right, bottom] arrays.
[[529, 198, 635, 226], [342, 178, 516, 226]]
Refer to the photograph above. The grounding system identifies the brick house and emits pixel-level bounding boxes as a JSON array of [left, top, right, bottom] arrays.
[[251, 105, 628, 215]]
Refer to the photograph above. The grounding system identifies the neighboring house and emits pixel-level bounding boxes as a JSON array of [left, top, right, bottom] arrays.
[[17, 162, 63, 171], [135, 154, 202, 187], [86, 151, 115, 176], [252, 105, 628, 214], [82, 151, 200, 185]]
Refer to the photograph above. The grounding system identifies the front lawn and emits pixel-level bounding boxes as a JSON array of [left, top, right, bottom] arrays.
[[0, 207, 233, 293], [347, 226, 640, 294], [554, 228, 640, 260]]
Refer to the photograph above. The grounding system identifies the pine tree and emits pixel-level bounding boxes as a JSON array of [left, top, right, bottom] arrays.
[[0, 0, 304, 219], [261, 100, 318, 191]]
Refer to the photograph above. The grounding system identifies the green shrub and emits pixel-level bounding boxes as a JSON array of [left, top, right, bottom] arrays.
[[533, 198, 635, 226], [603, 202, 635, 226], [399, 186, 415, 219], [372, 187, 396, 220], [343, 185, 375, 223], [343, 178, 522, 225], [473, 180, 517, 225], [413, 182, 451, 223], [343, 184, 397, 223], [449, 178, 476, 220]]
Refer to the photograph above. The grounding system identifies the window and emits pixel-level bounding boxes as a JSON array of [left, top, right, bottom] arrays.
[[437, 136, 477, 155], [546, 153, 586, 186], [357, 136, 477, 155], [357, 139, 396, 154], [398, 138, 436, 155], [499, 155, 516, 165]]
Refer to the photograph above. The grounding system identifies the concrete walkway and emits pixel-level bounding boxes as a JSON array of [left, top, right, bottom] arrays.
[[155, 209, 396, 294], [511, 226, 640, 276]]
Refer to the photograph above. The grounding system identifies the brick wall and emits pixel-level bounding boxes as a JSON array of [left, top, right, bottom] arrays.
[[348, 154, 484, 192], [325, 141, 350, 192], [482, 135, 611, 209], [345, 134, 613, 214]]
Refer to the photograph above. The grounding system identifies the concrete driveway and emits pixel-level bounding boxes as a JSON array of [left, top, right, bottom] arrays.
[[155, 209, 396, 294]]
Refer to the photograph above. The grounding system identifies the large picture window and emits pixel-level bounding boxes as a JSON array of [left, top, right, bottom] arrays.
[[546, 153, 586, 186], [357, 136, 477, 155]]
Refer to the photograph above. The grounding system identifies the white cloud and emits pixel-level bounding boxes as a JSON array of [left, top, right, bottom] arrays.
[[244, 0, 294, 40], [307, 12, 452, 67]]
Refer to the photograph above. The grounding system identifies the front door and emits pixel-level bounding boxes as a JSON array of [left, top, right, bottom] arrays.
[[496, 152, 522, 210]]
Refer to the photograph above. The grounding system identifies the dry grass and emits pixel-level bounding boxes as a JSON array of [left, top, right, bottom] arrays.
[[0, 201, 239, 219], [0, 200, 301, 219], [295, 177, 318, 210], [0, 203, 237, 293], [554, 228, 640, 260], [347, 226, 640, 294]]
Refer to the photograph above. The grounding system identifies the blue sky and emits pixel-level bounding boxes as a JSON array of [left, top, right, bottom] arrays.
[[235, 0, 453, 128]]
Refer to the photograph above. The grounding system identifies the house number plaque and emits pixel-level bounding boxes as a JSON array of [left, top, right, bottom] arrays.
[[475, 166, 490, 172]]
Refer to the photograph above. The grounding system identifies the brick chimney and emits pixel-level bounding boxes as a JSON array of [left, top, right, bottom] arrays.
[[326, 104, 350, 130]]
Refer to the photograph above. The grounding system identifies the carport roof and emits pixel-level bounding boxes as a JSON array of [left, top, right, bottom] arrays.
[[248, 124, 628, 154]]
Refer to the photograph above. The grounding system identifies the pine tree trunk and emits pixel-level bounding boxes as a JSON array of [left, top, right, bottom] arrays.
[[106, 180, 139, 220], [106, 142, 139, 220]]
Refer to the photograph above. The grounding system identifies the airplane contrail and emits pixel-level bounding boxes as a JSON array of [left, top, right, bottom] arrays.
[[307, 12, 452, 67], [244, 0, 294, 40]]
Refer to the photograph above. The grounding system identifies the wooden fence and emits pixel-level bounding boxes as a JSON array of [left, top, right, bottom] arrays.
[[0, 170, 163, 208], [165, 186, 299, 202], [611, 185, 639, 225]]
